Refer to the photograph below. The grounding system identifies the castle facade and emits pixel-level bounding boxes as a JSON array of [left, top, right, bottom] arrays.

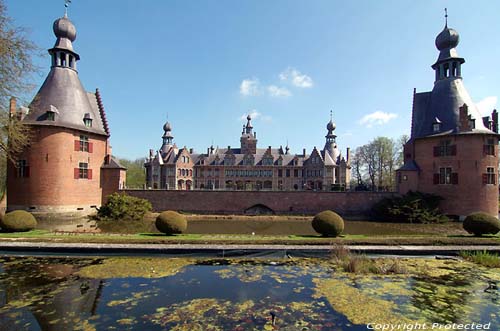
[[145, 115, 351, 191]]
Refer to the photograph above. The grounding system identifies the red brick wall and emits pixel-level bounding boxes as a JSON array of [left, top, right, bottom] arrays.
[[7, 126, 107, 212], [122, 190, 394, 216], [101, 168, 126, 202], [398, 134, 499, 217]]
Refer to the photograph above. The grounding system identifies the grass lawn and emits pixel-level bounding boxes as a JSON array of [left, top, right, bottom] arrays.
[[0, 230, 498, 245]]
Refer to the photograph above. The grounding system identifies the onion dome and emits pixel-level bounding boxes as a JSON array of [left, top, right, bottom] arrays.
[[327, 119, 336, 132], [163, 121, 172, 132], [53, 15, 77, 42], [435, 26, 459, 51]]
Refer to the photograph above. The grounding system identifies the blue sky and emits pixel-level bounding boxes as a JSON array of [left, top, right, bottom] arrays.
[[5, 0, 500, 160]]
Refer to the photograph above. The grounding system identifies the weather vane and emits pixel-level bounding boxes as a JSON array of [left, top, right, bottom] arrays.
[[330, 109, 333, 121], [444, 8, 448, 27], [65, 0, 72, 16]]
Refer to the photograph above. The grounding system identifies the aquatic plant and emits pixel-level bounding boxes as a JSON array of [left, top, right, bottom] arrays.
[[463, 212, 500, 236], [460, 250, 500, 268], [97, 193, 152, 221], [311, 210, 344, 237], [0, 210, 37, 232], [156, 211, 187, 235], [76, 257, 194, 278]]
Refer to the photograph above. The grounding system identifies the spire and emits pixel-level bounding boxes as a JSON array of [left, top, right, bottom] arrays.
[[432, 9, 463, 82], [245, 114, 253, 135], [161, 119, 174, 152], [50, 4, 79, 70], [64, 0, 71, 17], [324, 112, 339, 159]]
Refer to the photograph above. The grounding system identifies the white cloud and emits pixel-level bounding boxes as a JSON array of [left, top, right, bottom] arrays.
[[359, 111, 398, 128], [279, 67, 313, 88], [239, 110, 272, 122], [267, 85, 292, 97], [239, 78, 260, 96], [476, 96, 497, 116]]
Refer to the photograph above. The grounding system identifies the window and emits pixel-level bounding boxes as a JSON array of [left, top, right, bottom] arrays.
[[262, 157, 273, 166], [278, 169, 283, 177], [483, 167, 496, 185], [84, 118, 92, 127], [286, 169, 290, 177], [16, 160, 30, 178], [46, 111, 55, 121], [76, 135, 91, 152], [433, 140, 456, 157], [75, 162, 91, 179], [294, 169, 299, 177], [439, 167, 451, 184], [484, 138, 496, 156], [432, 123, 441, 133], [433, 167, 457, 185]]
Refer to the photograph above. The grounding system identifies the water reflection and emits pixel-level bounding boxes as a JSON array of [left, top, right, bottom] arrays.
[[0, 256, 497, 330]]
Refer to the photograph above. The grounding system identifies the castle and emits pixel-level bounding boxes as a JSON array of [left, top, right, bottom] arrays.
[[144, 114, 351, 191], [7, 12, 125, 214], [396, 19, 499, 217], [5, 8, 499, 218]]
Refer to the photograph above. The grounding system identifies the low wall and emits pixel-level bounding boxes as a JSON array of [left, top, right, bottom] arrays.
[[122, 190, 396, 216]]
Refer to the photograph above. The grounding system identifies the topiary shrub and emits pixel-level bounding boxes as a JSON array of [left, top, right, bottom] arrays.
[[371, 191, 448, 223], [97, 193, 152, 221], [0, 210, 37, 232], [463, 212, 500, 236], [312, 210, 344, 237], [156, 211, 187, 235]]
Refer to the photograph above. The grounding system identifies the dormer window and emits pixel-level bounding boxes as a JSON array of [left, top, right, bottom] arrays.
[[432, 123, 440, 132], [432, 117, 442, 133], [83, 113, 92, 128], [46, 111, 55, 121]]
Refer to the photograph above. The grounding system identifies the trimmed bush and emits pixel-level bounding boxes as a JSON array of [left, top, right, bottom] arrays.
[[463, 212, 500, 236], [0, 210, 37, 232], [312, 210, 344, 237], [371, 191, 448, 223], [97, 193, 152, 221], [156, 211, 187, 235]]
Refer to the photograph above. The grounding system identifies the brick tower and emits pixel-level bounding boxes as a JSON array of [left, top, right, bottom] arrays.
[[7, 11, 125, 214], [397, 16, 499, 218]]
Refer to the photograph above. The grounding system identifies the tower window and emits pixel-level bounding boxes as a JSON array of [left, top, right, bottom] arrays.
[[78, 162, 89, 179], [484, 138, 496, 156], [79, 135, 89, 152], [434, 167, 458, 185], [483, 167, 496, 185], [16, 160, 30, 178], [84, 118, 92, 127]]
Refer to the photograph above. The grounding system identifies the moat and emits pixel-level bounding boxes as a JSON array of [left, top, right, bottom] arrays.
[[0, 255, 498, 330]]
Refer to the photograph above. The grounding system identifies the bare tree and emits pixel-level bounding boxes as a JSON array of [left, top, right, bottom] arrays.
[[0, 0, 39, 194]]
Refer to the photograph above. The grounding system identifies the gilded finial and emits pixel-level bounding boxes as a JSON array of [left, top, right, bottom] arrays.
[[444, 8, 448, 27]]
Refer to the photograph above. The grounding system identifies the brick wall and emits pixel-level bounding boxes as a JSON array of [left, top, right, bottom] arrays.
[[7, 126, 108, 212], [122, 190, 395, 216], [398, 134, 499, 217]]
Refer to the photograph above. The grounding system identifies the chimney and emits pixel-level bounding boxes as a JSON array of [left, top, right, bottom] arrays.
[[303, 148, 306, 156], [9, 97, 16, 118], [189, 148, 194, 154], [493, 109, 499, 133], [346, 147, 351, 163], [458, 104, 471, 132], [207, 148, 210, 155]]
